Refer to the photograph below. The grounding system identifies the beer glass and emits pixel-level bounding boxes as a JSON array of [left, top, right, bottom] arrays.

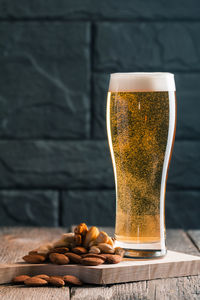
[[107, 73, 176, 258]]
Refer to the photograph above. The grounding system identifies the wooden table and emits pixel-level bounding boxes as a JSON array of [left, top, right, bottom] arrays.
[[0, 227, 199, 300]]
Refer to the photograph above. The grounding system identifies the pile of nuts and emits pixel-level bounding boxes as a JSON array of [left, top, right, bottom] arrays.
[[22, 223, 125, 266], [13, 274, 82, 287]]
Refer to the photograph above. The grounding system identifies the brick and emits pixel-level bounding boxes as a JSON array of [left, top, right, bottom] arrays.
[[166, 191, 200, 229], [167, 141, 200, 189], [92, 73, 110, 138], [175, 73, 200, 139], [0, 22, 90, 138], [0, 0, 200, 20], [93, 73, 200, 140], [0, 140, 114, 188], [0, 190, 59, 226], [94, 23, 200, 72], [0, 140, 198, 189], [61, 190, 115, 227], [61, 189, 200, 229]]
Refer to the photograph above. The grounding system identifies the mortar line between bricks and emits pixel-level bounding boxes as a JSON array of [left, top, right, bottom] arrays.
[[93, 71, 200, 75], [1, 187, 200, 192], [1, 18, 200, 22], [58, 190, 63, 227], [0, 137, 198, 141], [89, 22, 95, 138]]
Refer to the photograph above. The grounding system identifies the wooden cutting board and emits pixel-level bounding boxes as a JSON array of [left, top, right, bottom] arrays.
[[0, 250, 200, 285]]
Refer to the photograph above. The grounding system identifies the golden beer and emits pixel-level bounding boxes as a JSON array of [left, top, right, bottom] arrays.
[[107, 73, 176, 258]]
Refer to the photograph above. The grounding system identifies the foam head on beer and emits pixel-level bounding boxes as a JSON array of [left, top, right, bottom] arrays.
[[109, 72, 176, 92]]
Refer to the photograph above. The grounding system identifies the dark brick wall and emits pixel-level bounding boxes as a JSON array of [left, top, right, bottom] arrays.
[[0, 1, 199, 228]]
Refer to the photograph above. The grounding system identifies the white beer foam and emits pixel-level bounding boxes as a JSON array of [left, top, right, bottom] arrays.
[[109, 72, 176, 92]]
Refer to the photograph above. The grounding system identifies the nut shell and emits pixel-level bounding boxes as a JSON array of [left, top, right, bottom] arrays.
[[95, 231, 109, 244], [83, 226, 99, 248], [74, 234, 82, 246], [97, 243, 114, 254], [74, 223, 88, 236]]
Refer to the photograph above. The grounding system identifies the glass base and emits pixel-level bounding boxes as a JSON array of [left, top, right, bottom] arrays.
[[115, 240, 167, 259]]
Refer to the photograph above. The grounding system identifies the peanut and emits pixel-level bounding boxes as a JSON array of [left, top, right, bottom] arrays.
[[74, 223, 88, 236], [74, 234, 82, 246], [83, 226, 99, 248], [107, 237, 114, 247], [95, 231, 109, 244]]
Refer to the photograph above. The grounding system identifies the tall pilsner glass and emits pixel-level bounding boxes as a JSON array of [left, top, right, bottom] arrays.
[[107, 73, 176, 258]]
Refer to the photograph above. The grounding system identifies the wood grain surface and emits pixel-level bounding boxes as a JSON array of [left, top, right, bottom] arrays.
[[188, 230, 200, 251], [0, 227, 199, 300], [0, 250, 199, 285]]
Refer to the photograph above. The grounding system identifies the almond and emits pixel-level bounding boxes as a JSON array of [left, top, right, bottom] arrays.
[[89, 246, 101, 254], [49, 253, 69, 265], [83, 226, 99, 248], [48, 247, 69, 254], [101, 254, 122, 264], [114, 247, 125, 257], [12, 275, 30, 284], [72, 247, 88, 255], [24, 277, 48, 286], [63, 275, 83, 286], [80, 257, 104, 266], [34, 274, 49, 281], [74, 223, 88, 236], [81, 253, 106, 261], [48, 276, 65, 287], [74, 234, 82, 246], [28, 250, 38, 255], [23, 254, 46, 264], [97, 243, 114, 254], [65, 252, 81, 264]]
